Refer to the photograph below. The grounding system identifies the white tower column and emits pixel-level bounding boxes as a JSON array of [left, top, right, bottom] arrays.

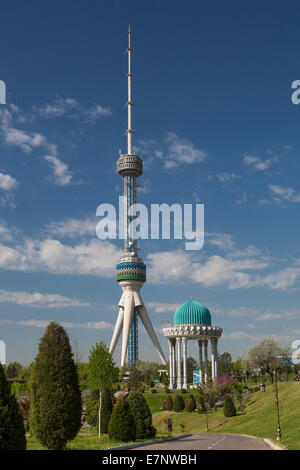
[[168, 339, 174, 389], [214, 338, 219, 381], [198, 340, 203, 385], [176, 337, 182, 389], [204, 339, 208, 384], [182, 337, 188, 389]]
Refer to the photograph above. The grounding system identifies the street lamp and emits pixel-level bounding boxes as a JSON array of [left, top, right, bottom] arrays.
[[273, 370, 282, 441], [260, 371, 265, 392]]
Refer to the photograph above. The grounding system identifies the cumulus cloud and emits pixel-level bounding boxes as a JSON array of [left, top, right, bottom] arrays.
[[267, 184, 300, 205], [0, 173, 18, 191], [164, 132, 207, 169], [0, 319, 113, 330], [35, 96, 111, 122], [0, 289, 91, 308], [147, 302, 180, 314], [44, 216, 96, 238]]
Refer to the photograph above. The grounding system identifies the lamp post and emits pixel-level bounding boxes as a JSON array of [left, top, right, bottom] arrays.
[[273, 370, 281, 441], [260, 371, 265, 392]]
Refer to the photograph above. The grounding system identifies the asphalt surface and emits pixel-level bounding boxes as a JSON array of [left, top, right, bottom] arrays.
[[134, 433, 271, 450]]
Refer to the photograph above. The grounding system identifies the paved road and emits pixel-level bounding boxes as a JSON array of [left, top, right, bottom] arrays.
[[134, 433, 271, 450]]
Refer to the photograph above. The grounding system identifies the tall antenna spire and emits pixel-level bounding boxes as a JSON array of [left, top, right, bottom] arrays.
[[126, 25, 134, 155]]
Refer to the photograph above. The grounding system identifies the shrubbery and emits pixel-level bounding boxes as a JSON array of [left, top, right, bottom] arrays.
[[0, 364, 26, 450], [184, 394, 196, 412], [173, 394, 184, 412], [165, 394, 173, 410], [128, 392, 156, 439], [223, 394, 236, 417], [108, 398, 136, 442]]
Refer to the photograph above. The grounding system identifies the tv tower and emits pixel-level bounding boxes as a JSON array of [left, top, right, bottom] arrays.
[[109, 28, 167, 368]]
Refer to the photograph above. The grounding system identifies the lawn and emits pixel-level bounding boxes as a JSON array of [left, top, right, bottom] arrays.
[[151, 382, 300, 450]]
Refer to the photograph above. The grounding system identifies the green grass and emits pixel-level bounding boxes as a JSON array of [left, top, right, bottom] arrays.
[[151, 382, 300, 450]]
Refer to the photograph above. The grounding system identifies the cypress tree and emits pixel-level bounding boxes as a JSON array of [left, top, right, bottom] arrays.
[[0, 363, 26, 450], [173, 394, 184, 412], [184, 394, 196, 412], [165, 393, 173, 411], [108, 398, 136, 442], [128, 391, 156, 439], [223, 394, 236, 417], [30, 322, 82, 450]]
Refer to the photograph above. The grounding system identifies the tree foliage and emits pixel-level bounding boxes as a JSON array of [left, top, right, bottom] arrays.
[[30, 322, 82, 450], [247, 338, 290, 381], [0, 363, 26, 450], [108, 398, 136, 442], [5, 361, 23, 379], [128, 392, 156, 439], [184, 394, 196, 412], [223, 394, 236, 417], [173, 394, 184, 412], [165, 393, 173, 411], [128, 368, 144, 391]]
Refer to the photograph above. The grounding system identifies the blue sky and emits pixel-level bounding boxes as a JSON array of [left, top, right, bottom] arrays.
[[0, 0, 300, 365]]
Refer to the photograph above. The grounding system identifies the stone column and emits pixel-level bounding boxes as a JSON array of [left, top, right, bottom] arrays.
[[198, 340, 203, 385], [204, 339, 208, 384], [211, 338, 215, 382], [172, 340, 176, 389], [182, 337, 188, 389], [214, 338, 219, 381], [168, 339, 174, 389], [176, 337, 182, 389]]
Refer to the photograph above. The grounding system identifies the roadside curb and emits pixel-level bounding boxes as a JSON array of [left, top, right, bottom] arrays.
[[108, 434, 193, 450], [263, 439, 284, 450]]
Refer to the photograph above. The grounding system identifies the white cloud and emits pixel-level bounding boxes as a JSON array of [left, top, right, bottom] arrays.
[[43, 155, 73, 186], [0, 238, 121, 277], [0, 319, 113, 329], [35, 96, 111, 122], [0, 289, 91, 308], [243, 154, 278, 172], [216, 173, 241, 184], [44, 216, 96, 238], [267, 184, 300, 205], [147, 302, 180, 314], [0, 172, 18, 191], [164, 132, 207, 168]]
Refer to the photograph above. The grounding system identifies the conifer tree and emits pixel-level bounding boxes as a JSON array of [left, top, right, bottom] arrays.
[[223, 394, 237, 417], [184, 394, 196, 412], [165, 393, 173, 411], [173, 394, 184, 412], [128, 391, 156, 439], [30, 322, 82, 450], [0, 363, 26, 450], [108, 398, 136, 442]]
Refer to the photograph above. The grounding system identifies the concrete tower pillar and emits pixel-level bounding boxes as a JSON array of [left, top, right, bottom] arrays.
[[198, 340, 203, 385], [204, 339, 208, 383], [214, 338, 219, 381], [176, 337, 182, 389], [211, 338, 215, 382], [172, 340, 176, 389], [182, 337, 188, 389]]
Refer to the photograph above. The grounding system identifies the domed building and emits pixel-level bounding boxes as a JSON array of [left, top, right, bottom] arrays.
[[162, 300, 222, 389]]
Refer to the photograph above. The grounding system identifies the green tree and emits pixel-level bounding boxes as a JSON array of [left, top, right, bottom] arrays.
[[173, 394, 184, 412], [128, 392, 156, 439], [184, 394, 196, 412], [87, 341, 118, 437], [247, 338, 289, 382], [0, 363, 26, 450], [76, 362, 89, 392], [5, 361, 23, 379], [108, 398, 136, 442], [128, 367, 144, 391], [219, 352, 232, 375], [30, 322, 82, 450], [223, 394, 236, 417], [187, 357, 198, 383], [165, 393, 173, 410]]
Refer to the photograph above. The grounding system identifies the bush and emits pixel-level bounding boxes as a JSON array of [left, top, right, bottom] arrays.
[[184, 394, 196, 412], [165, 388, 171, 393], [181, 388, 187, 393], [173, 394, 184, 412], [165, 394, 173, 411], [151, 389, 157, 393], [108, 399, 136, 442], [223, 394, 236, 417], [0, 364, 26, 450], [128, 392, 156, 439], [30, 322, 82, 450]]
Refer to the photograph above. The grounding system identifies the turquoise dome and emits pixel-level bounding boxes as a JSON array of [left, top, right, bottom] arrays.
[[173, 300, 211, 325]]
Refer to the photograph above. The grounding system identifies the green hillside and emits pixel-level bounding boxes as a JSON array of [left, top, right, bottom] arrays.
[[150, 382, 300, 450]]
